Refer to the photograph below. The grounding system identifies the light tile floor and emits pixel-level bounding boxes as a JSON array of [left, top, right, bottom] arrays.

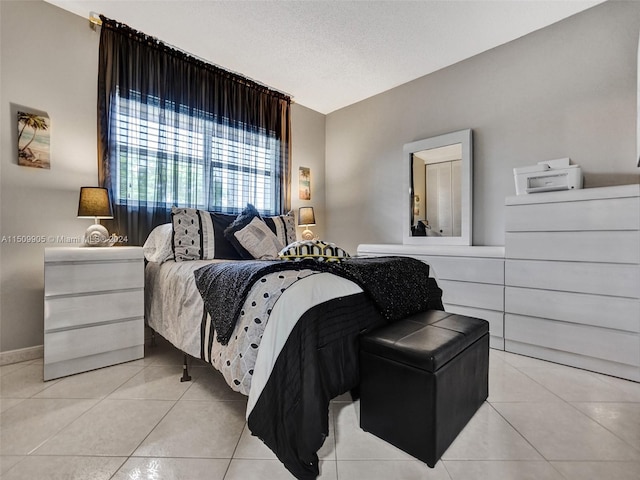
[[1, 338, 639, 479]]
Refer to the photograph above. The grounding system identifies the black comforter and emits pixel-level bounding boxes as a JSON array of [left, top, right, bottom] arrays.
[[249, 292, 386, 479], [194, 256, 441, 344], [194, 256, 443, 479]]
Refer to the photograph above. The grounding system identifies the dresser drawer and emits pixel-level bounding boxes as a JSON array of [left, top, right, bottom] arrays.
[[45, 289, 143, 331], [44, 319, 143, 365], [505, 260, 640, 298], [505, 231, 640, 263], [505, 197, 639, 232], [425, 256, 504, 285], [45, 260, 143, 296], [444, 304, 504, 338], [505, 314, 639, 367], [440, 280, 504, 312], [505, 286, 639, 333]]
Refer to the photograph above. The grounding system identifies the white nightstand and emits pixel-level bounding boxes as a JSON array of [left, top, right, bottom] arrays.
[[44, 246, 144, 380]]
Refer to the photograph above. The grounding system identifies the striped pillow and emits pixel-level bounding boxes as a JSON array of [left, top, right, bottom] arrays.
[[278, 240, 350, 262], [264, 211, 296, 246], [171, 207, 247, 261], [171, 207, 216, 261]]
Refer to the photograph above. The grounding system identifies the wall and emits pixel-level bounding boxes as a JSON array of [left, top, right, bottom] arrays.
[[0, 0, 99, 354], [3, 0, 638, 353], [0, 1, 326, 354], [291, 104, 326, 240], [325, 0, 640, 254]]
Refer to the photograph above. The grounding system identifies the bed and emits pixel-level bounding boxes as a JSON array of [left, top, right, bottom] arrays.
[[143, 206, 442, 479]]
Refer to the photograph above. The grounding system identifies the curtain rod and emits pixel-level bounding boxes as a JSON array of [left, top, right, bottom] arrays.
[[87, 12, 294, 103], [89, 11, 102, 30]]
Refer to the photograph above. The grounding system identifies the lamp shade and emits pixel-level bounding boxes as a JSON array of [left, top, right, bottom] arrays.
[[77, 187, 113, 219], [298, 206, 316, 226]]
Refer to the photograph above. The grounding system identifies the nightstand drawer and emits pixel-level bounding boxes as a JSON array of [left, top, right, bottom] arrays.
[[45, 289, 143, 331], [44, 318, 143, 365], [45, 260, 143, 296]]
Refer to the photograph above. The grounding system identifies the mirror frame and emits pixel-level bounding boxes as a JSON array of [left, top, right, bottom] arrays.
[[402, 129, 473, 246]]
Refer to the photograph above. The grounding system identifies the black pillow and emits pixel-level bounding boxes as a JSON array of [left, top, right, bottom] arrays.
[[209, 212, 244, 260]]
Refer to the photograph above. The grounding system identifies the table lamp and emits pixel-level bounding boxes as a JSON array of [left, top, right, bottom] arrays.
[[77, 187, 114, 246], [298, 206, 316, 240]]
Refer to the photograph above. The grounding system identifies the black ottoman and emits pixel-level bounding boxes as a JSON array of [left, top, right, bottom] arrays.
[[359, 310, 489, 467]]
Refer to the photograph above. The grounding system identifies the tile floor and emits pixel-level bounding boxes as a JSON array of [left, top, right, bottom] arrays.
[[1, 337, 639, 479]]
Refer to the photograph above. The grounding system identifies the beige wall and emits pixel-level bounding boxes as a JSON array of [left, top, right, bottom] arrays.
[[0, 1, 326, 353], [325, 0, 640, 253]]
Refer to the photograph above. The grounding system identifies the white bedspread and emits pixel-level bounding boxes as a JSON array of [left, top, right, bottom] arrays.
[[145, 260, 362, 396]]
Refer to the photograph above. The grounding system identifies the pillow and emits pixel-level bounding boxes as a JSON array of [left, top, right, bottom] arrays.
[[224, 204, 262, 259], [143, 223, 174, 263], [264, 211, 296, 246], [171, 207, 248, 261], [209, 212, 244, 260], [171, 207, 216, 261], [233, 216, 284, 260], [278, 240, 350, 262]]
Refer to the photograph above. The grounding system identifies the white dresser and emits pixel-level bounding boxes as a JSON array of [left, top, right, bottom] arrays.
[[44, 246, 144, 380], [504, 185, 640, 382], [357, 244, 506, 350]]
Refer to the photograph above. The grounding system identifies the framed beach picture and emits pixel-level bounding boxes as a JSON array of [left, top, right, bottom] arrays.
[[18, 111, 50, 169], [299, 166, 310, 200]]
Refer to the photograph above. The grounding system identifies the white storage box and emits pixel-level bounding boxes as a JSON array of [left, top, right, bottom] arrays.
[[514, 158, 583, 195]]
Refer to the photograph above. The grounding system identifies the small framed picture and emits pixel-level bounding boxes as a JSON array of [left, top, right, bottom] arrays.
[[299, 166, 310, 200], [18, 110, 50, 169]]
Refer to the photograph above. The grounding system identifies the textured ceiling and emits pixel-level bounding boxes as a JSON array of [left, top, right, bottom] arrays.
[[45, 0, 604, 114]]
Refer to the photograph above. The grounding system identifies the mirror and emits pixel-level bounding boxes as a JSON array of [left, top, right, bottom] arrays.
[[403, 129, 472, 245]]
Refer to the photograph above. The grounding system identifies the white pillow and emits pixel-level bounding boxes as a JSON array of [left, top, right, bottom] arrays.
[[233, 217, 284, 259], [143, 223, 175, 263]]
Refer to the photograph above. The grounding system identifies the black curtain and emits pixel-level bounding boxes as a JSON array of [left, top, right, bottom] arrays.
[[97, 16, 291, 246]]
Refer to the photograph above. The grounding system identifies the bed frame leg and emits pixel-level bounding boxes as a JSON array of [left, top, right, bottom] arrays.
[[180, 353, 192, 382], [149, 329, 157, 347]]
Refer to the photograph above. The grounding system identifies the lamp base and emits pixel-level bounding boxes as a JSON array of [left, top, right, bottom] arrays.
[[84, 224, 113, 247], [301, 228, 315, 241]]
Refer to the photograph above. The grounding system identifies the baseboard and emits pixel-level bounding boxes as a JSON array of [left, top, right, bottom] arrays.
[[0, 345, 44, 366]]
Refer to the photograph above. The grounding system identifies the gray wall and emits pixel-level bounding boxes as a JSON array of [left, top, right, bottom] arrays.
[[3, 0, 640, 354], [325, 0, 640, 254], [1, 0, 99, 353], [291, 104, 326, 240], [0, 0, 325, 353]]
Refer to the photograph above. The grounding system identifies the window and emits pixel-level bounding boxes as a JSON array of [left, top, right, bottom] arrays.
[[98, 17, 291, 245], [111, 91, 281, 215]]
